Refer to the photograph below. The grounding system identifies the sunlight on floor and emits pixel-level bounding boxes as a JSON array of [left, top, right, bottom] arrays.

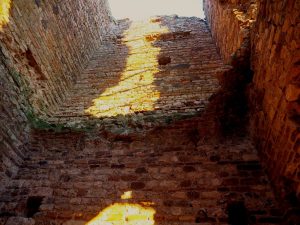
[[85, 20, 169, 118], [108, 0, 205, 21], [86, 203, 156, 225], [0, 0, 11, 31], [86, 191, 155, 225]]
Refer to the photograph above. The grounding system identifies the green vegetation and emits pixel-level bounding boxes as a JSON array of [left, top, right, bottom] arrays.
[[10, 71, 200, 134]]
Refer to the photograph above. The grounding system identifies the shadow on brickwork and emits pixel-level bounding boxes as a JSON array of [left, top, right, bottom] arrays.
[[0, 19, 131, 225], [11, 14, 247, 142], [1, 119, 281, 224], [43, 15, 229, 140], [151, 15, 252, 140], [0, 16, 284, 225], [211, 55, 253, 137]]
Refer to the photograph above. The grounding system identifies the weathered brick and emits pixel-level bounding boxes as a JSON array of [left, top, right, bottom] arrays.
[[0, 1, 297, 224]]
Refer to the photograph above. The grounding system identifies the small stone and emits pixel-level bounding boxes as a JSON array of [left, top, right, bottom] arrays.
[[158, 56, 171, 65], [210, 155, 221, 162], [135, 167, 147, 173], [183, 166, 196, 172], [286, 84, 300, 101], [180, 180, 192, 187], [52, 5, 59, 15], [131, 182, 145, 190], [186, 191, 200, 199], [171, 207, 182, 216]]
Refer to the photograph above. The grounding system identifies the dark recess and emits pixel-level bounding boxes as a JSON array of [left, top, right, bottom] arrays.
[[26, 196, 44, 218], [227, 201, 248, 225]]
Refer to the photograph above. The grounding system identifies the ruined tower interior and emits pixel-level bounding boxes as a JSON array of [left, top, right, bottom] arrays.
[[0, 0, 299, 224]]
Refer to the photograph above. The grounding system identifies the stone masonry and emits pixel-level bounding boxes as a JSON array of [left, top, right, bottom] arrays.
[[0, 52, 28, 190], [1, 120, 282, 224], [45, 16, 229, 132], [204, 0, 300, 221], [249, 0, 300, 215], [0, 0, 300, 224], [0, 14, 290, 225], [0, 0, 112, 194], [0, 0, 112, 115]]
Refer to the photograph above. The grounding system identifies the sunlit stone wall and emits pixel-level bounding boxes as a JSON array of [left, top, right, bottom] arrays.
[[249, 0, 300, 211], [204, 0, 300, 219], [204, 0, 257, 64], [0, 0, 112, 116], [0, 0, 112, 187]]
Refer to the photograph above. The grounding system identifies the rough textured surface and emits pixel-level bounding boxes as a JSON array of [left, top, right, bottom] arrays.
[[203, 0, 257, 137], [249, 0, 300, 214], [45, 16, 229, 132], [204, 0, 257, 64], [0, 121, 281, 224], [0, 53, 28, 190], [1, 0, 299, 224], [204, 0, 300, 222], [0, 0, 113, 212], [0, 0, 112, 115], [0, 14, 286, 224], [0, 0, 112, 191]]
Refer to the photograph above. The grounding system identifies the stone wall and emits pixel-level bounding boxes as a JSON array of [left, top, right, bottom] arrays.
[[0, 0, 112, 116], [203, 0, 258, 136], [249, 0, 300, 210], [0, 53, 28, 190], [204, 0, 300, 220], [203, 0, 257, 65], [0, 0, 112, 188]]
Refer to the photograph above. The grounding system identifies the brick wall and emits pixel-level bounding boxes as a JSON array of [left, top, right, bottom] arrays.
[[203, 0, 257, 136], [203, 0, 257, 65], [0, 0, 112, 188], [0, 54, 28, 190], [204, 0, 300, 218], [249, 0, 300, 208], [0, 0, 112, 116]]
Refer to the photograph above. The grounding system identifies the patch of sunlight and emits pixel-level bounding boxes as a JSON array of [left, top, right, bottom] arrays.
[[121, 191, 133, 200], [108, 0, 205, 21], [86, 203, 156, 225], [85, 21, 169, 118], [0, 0, 11, 31]]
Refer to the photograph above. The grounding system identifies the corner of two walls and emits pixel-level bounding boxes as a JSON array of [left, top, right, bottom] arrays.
[[204, 0, 257, 65], [0, 0, 112, 117], [204, 0, 300, 218], [203, 0, 257, 136], [0, 0, 112, 187]]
